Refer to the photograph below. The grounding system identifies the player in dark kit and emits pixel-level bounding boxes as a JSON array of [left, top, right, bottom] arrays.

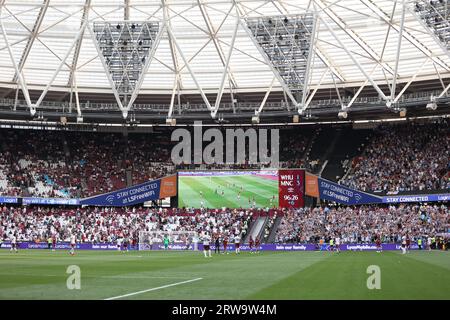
[[249, 236, 254, 254], [214, 235, 220, 254], [406, 235, 411, 252], [222, 236, 228, 254], [376, 237, 382, 253], [52, 235, 56, 251]]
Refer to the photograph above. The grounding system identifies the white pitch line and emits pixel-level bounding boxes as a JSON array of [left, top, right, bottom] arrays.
[[104, 277, 203, 300]]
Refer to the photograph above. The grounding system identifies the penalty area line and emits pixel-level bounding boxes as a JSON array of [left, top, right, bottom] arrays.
[[104, 277, 203, 300]]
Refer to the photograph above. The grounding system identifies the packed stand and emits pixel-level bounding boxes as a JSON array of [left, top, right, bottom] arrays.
[[0, 130, 174, 198], [0, 130, 80, 198], [341, 121, 450, 193], [275, 204, 449, 244], [0, 206, 253, 244], [125, 134, 174, 185], [0, 127, 314, 198]]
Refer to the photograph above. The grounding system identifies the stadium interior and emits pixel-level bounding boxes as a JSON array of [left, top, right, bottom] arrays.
[[0, 0, 449, 301]]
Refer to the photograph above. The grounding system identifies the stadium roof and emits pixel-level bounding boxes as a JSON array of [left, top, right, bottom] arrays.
[[0, 0, 450, 122]]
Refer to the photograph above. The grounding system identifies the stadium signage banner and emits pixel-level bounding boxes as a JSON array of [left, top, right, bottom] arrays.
[[0, 196, 19, 204], [317, 178, 383, 205], [311, 176, 448, 205], [0, 242, 419, 251], [22, 197, 80, 206], [79, 175, 177, 206], [278, 169, 305, 208], [382, 193, 450, 203]]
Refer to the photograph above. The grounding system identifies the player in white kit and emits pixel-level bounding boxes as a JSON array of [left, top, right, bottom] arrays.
[[10, 234, 18, 253], [335, 236, 341, 253], [234, 234, 241, 254], [117, 237, 123, 251], [202, 233, 212, 258], [400, 235, 407, 254], [69, 234, 76, 256]]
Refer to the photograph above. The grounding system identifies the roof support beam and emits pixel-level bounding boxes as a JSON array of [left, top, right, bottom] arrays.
[[88, 22, 165, 118], [72, 71, 82, 117], [273, 0, 346, 82], [0, 4, 34, 114], [168, 73, 179, 119], [300, 12, 318, 113], [197, 0, 238, 89], [331, 73, 344, 109], [305, 67, 329, 109], [166, 24, 214, 112], [123, 24, 165, 116], [319, 13, 389, 102], [34, 20, 89, 111], [87, 23, 124, 113], [390, 0, 406, 101], [314, 46, 345, 82], [239, 16, 298, 107], [124, 0, 129, 20], [256, 76, 276, 116], [12, 0, 49, 83], [235, 2, 299, 108], [67, 0, 91, 89], [394, 57, 430, 103], [361, 0, 450, 72], [345, 64, 379, 109], [438, 81, 450, 98], [315, 0, 396, 76], [162, 0, 183, 92], [212, 8, 239, 118]]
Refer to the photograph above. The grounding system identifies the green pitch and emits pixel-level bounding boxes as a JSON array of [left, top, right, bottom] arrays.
[[0, 250, 449, 300], [178, 175, 279, 208]]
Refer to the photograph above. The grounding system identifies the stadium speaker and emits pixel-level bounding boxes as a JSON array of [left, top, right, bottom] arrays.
[[251, 116, 260, 124], [338, 111, 348, 119], [60, 116, 67, 125], [166, 118, 176, 126], [399, 108, 407, 117], [293, 115, 299, 123]]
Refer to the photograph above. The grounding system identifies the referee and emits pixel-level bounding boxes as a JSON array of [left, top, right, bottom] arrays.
[[215, 235, 220, 254]]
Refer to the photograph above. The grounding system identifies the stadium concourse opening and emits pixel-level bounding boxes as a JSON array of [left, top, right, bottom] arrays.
[[0, 0, 449, 305]]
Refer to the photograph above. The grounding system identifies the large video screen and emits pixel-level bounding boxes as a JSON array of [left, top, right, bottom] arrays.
[[178, 170, 304, 209]]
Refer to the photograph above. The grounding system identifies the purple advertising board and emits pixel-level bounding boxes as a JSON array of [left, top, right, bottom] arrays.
[[0, 242, 419, 251]]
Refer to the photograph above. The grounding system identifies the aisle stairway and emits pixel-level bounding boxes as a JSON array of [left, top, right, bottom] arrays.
[[321, 128, 373, 182], [266, 216, 282, 243], [245, 216, 267, 242]]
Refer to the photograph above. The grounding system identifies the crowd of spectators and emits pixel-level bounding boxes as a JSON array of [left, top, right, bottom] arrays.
[[279, 130, 310, 169], [0, 130, 175, 198], [0, 130, 79, 198], [0, 127, 314, 198], [341, 121, 450, 193], [275, 204, 449, 243], [0, 203, 447, 245], [1, 120, 448, 199], [0, 206, 253, 244]]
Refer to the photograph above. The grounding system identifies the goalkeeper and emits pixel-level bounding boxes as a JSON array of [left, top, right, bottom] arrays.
[[163, 235, 170, 250]]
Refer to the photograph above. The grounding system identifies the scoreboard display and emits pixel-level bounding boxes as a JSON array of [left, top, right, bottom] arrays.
[[278, 169, 305, 208], [178, 169, 304, 209]]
